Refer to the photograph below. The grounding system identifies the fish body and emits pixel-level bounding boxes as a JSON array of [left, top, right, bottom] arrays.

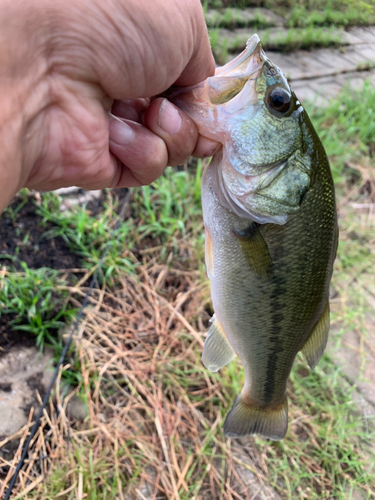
[[171, 35, 338, 440]]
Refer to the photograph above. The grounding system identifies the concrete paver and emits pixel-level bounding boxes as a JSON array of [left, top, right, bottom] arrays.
[[291, 81, 329, 106], [340, 44, 375, 67], [347, 27, 375, 44]]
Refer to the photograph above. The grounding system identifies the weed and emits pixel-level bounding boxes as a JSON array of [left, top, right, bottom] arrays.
[[36, 192, 138, 283], [35, 163, 205, 281], [0, 263, 76, 350], [211, 27, 344, 64], [205, 7, 275, 30], [288, 3, 375, 28], [305, 81, 375, 185]]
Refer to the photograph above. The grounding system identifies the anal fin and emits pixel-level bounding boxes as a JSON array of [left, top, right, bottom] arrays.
[[233, 223, 272, 278], [224, 394, 288, 441], [202, 316, 236, 372], [301, 302, 330, 370]]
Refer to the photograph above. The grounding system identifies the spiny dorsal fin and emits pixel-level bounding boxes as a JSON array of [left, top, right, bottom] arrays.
[[202, 316, 236, 372], [233, 223, 273, 278], [224, 394, 288, 440], [301, 302, 330, 370]]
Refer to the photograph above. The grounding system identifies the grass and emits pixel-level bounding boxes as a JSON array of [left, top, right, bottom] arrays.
[[35, 192, 138, 283], [287, 3, 375, 28], [210, 25, 344, 64], [304, 81, 375, 186], [205, 7, 276, 29], [0, 264, 76, 351], [0, 164, 206, 361], [35, 164, 204, 282], [1, 51, 375, 500]]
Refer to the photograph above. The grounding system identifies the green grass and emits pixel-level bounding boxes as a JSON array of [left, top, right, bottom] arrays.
[[36, 193, 138, 283], [268, 357, 375, 498], [305, 81, 375, 185], [0, 263, 76, 351], [263, 26, 344, 51], [35, 164, 205, 282], [205, 6, 275, 29], [210, 26, 344, 64], [205, 0, 375, 24], [288, 3, 375, 28]]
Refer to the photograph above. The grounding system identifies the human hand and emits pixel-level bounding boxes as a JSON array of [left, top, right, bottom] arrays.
[[0, 0, 217, 211]]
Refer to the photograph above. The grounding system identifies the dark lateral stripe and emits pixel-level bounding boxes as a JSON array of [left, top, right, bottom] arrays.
[[263, 258, 286, 403]]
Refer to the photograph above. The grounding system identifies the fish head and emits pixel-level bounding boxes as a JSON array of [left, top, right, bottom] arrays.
[[171, 35, 313, 225]]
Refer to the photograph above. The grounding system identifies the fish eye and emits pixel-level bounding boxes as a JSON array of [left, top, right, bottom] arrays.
[[267, 88, 291, 114]]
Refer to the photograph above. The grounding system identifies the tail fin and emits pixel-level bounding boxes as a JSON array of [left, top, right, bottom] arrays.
[[224, 394, 288, 441]]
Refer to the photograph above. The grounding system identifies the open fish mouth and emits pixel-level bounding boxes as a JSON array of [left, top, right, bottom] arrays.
[[168, 35, 265, 142]]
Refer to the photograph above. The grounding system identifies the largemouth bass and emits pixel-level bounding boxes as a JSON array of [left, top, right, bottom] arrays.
[[171, 35, 338, 440]]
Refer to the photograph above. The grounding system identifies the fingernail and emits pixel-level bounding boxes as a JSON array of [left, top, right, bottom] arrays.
[[158, 99, 182, 134], [109, 114, 135, 145]]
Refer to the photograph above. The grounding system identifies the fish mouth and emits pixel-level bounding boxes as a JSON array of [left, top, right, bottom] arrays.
[[167, 34, 264, 100], [166, 35, 265, 141], [206, 36, 264, 106]]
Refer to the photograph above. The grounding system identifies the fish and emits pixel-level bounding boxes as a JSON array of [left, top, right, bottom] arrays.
[[170, 34, 338, 440]]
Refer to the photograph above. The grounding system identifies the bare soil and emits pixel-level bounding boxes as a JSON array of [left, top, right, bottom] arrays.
[[0, 197, 81, 271]]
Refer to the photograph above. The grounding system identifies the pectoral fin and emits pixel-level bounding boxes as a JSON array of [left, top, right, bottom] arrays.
[[301, 302, 330, 370], [202, 316, 236, 372], [233, 223, 273, 278]]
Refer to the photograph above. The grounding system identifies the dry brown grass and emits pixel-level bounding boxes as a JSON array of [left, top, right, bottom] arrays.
[[0, 254, 277, 500]]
